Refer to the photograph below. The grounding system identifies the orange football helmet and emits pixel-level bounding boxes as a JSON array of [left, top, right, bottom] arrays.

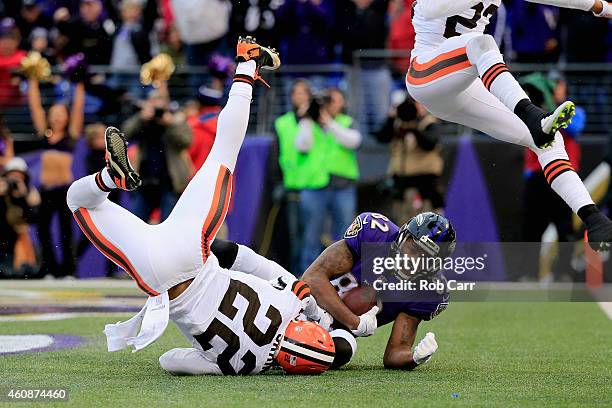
[[275, 320, 335, 375]]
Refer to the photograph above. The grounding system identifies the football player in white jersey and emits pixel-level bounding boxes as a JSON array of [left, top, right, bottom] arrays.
[[66, 37, 361, 375], [407, 0, 612, 250]]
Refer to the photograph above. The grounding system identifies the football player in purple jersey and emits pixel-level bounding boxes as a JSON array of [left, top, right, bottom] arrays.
[[303, 212, 456, 370]]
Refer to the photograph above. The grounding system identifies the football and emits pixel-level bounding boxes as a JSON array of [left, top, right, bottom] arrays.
[[341, 285, 378, 316]]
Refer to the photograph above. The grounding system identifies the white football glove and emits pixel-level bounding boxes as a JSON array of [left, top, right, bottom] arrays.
[[300, 295, 334, 331], [412, 332, 438, 365], [351, 306, 379, 337]]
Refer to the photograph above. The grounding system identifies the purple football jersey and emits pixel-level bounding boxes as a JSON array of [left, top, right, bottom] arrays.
[[343, 212, 448, 323]]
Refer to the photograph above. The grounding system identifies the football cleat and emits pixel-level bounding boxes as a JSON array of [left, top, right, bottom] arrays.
[[235, 36, 280, 87], [584, 211, 612, 252], [104, 126, 141, 191], [536, 101, 576, 148]]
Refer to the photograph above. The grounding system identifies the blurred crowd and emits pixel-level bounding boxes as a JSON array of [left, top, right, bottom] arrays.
[[1, 0, 611, 73], [0, 0, 610, 281]]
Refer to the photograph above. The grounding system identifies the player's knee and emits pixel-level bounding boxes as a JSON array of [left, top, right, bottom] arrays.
[[65, 182, 79, 213], [211, 239, 239, 269], [330, 329, 357, 369], [466, 34, 499, 61], [159, 351, 179, 375]]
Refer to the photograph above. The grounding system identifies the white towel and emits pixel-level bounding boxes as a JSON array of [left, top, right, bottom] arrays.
[[104, 292, 169, 353]]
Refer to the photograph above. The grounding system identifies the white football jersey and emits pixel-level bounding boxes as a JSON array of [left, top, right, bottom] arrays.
[[169, 255, 304, 375], [412, 0, 501, 57]]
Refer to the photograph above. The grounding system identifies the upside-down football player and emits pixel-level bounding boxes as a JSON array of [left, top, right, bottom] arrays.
[[66, 37, 363, 376], [407, 0, 612, 250], [301, 212, 456, 370]]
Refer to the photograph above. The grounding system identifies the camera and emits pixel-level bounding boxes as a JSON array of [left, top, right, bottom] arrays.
[[305, 92, 331, 122], [153, 107, 166, 120]]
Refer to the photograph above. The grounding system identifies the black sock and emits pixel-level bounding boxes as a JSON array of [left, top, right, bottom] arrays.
[[578, 204, 599, 223], [514, 98, 545, 124]]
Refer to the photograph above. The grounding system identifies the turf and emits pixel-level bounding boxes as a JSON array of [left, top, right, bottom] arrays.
[[1, 300, 611, 408]]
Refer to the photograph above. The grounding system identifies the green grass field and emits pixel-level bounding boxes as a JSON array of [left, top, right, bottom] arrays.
[[1, 284, 611, 407]]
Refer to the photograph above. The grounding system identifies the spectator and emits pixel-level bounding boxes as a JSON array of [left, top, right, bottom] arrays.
[[230, 0, 282, 48], [521, 72, 583, 281], [159, 23, 185, 66], [387, 0, 416, 74], [187, 86, 223, 172], [295, 87, 362, 273], [109, 0, 155, 97], [0, 18, 27, 108], [374, 96, 445, 221], [110, 0, 153, 69], [508, 2, 560, 63], [122, 82, 193, 222], [0, 157, 40, 278], [0, 115, 15, 169], [54, 0, 115, 64], [336, 0, 391, 134], [276, 0, 335, 65], [15, 0, 53, 50], [275, 79, 313, 274], [27, 72, 85, 278], [171, 0, 232, 66], [29, 27, 54, 63]]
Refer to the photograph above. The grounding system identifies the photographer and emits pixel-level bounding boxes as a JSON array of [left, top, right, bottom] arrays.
[[0, 158, 40, 278], [374, 96, 445, 221], [123, 83, 193, 222], [295, 87, 362, 273]]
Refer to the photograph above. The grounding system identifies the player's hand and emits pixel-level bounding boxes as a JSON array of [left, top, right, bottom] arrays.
[[352, 305, 379, 337], [317, 310, 334, 331], [413, 332, 438, 365]]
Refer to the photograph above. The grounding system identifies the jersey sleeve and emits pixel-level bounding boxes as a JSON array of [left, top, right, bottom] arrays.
[[343, 212, 398, 259], [159, 348, 222, 376]]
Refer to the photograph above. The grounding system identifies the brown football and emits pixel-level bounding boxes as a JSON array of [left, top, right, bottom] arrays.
[[341, 286, 378, 316]]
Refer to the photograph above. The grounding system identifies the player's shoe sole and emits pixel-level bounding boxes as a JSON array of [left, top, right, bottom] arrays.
[[235, 36, 280, 87], [539, 101, 576, 148], [105, 126, 141, 191]]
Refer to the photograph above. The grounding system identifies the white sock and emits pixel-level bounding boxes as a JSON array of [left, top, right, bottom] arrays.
[[206, 66, 255, 172], [475, 51, 528, 111], [235, 60, 256, 78], [66, 174, 110, 213], [539, 152, 595, 214], [550, 172, 594, 214], [100, 168, 115, 190], [232, 244, 295, 281]]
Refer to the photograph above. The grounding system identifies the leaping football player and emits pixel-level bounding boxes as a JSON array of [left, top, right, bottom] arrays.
[[303, 212, 456, 370], [407, 0, 612, 250], [66, 37, 358, 376]]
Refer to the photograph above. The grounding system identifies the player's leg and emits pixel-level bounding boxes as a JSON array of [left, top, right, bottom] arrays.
[[329, 329, 357, 369], [426, 81, 612, 249], [157, 37, 281, 280], [66, 128, 160, 296], [464, 34, 574, 148], [211, 238, 295, 281]]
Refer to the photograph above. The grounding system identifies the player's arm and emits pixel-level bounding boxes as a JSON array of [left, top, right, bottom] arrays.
[[159, 348, 222, 376], [525, 0, 611, 17], [302, 240, 361, 330], [383, 313, 438, 370]]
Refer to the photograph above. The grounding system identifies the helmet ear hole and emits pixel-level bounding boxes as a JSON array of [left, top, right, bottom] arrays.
[[275, 321, 335, 375]]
